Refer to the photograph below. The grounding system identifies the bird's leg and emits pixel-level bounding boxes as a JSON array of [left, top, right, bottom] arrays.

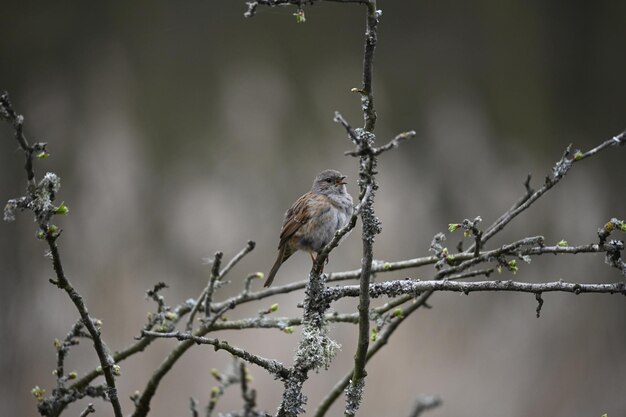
[[310, 252, 327, 272]]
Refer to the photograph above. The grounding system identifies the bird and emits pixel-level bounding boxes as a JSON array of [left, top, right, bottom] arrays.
[[264, 169, 353, 287]]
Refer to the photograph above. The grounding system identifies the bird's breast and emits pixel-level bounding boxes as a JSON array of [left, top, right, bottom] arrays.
[[296, 203, 350, 252]]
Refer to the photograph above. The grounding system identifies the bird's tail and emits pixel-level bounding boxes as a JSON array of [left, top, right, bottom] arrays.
[[264, 246, 290, 287]]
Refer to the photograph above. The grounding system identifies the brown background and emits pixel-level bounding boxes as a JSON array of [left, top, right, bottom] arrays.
[[1, 1, 625, 416]]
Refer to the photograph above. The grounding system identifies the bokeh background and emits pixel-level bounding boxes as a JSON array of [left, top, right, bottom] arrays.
[[1, 1, 625, 416]]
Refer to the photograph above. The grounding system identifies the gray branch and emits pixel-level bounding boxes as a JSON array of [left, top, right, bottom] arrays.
[[1, 92, 124, 417], [141, 331, 290, 380], [325, 279, 626, 301]]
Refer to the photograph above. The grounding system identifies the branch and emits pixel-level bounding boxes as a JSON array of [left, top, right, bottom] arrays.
[[131, 339, 197, 417], [333, 112, 361, 146], [325, 241, 613, 283], [209, 239, 610, 319], [130, 285, 268, 417], [221, 240, 257, 277], [54, 320, 84, 390], [360, 1, 378, 132], [186, 241, 255, 331], [472, 131, 625, 250], [314, 236, 622, 416], [208, 268, 494, 334], [345, 130, 417, 157], [314, 263, 621, 417], [142, 331, 289, 379], [239, 362, 257, 417], [1, 92, 123, 417], [341, 3, 383, 411], [574, 130, 625, 161], [407, 395, 442, 417], [78, 404, 95, 417], [204, 251, 224, 321], [275, 272, 337, 416], [325, 279, 626, 301], [0, 91, 38, 185], [314, 290, 434, 417], [273, 5, 394, 405], [243, 0, 369, 19]]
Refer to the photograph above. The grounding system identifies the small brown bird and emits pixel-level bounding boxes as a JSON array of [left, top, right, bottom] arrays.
[[264, 169, 353, 287]]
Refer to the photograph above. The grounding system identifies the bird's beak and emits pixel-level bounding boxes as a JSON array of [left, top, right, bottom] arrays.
[[336, 176, 347, 185]]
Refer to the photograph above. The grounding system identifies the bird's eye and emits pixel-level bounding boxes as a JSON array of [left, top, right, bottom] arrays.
[[326, 178, 332, 183]]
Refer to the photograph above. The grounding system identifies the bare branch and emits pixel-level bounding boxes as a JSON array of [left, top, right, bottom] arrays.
[[314, 291, 434, 417], [244, 0, 369, 19], [345, 130, 416, 157], [1, 92, 123, 417], [407, 395, 442, 417], [574, 130, 625, 161], [54, 320, 85, 390], [245, 237, 615, 321], [473, 132, 625, 250], [205, 251, 224, 321], [372, 130, 415, 155], [141, 331, 290, 379], [0, 92, 37, 185], [78, 404, 95, 417], [325, 279, 626, 301], [187, 241, 255, 331], [360, 1, 379, 132], [333, 111, 361, 146], [221, 240, 256, 278], [342, 4, 383, 411], [239, 362, 257, 417], [189, 398, 199, 417], [68, 291, 195, 394]]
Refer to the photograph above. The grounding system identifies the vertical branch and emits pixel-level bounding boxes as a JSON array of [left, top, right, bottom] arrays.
[[361, 1, 379, 132], [276, 270, 336, 417], [204, 251, 224, 321], [345, 2, 380, 416], [0, 92, 36, 186], [345, 153, 376, 417]]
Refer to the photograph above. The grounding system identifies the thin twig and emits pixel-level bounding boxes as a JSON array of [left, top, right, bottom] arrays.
[[221, 241, 256, 278], [244, 0, 370, 18], [471, 132, 625, 251], [360, 0, 378, 132], [333, 112, 361, 146], [345, 130, 417, 157], [187, 241, 255, 331], [189, 398, 199, 417], [78, 404, 95, 417], [407, 395, 442, 417], [205, 251, 224, 321], [141, 331, 290, 379]]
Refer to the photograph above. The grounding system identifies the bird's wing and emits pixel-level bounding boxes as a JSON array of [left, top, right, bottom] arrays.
[[278, 192, 323, 248]]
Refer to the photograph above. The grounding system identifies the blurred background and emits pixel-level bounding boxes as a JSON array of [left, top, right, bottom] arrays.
[[1, 1, 625, 416]]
